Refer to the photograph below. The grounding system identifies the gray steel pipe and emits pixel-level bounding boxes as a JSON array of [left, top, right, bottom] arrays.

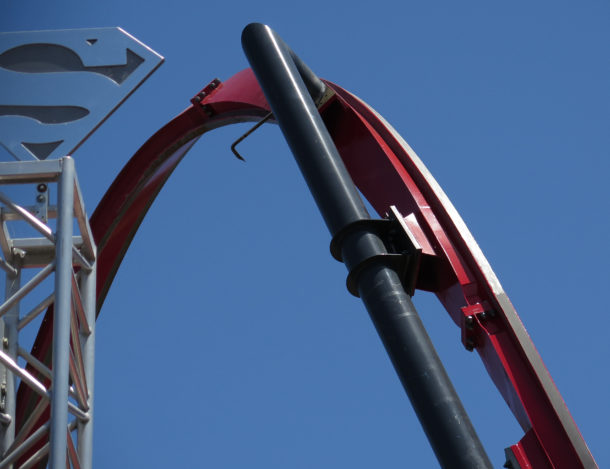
[[242, 23, 492, 469]]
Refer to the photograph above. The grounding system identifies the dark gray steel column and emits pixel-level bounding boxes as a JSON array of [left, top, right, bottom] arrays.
[[242, 23, 492, 469]]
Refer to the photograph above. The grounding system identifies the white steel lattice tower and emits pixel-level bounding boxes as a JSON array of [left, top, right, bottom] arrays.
[[0, 158, 96, 468], [0, 27, 162, 468]]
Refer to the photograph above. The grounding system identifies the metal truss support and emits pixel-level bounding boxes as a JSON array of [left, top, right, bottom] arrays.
[[0, 158, 96, 469]]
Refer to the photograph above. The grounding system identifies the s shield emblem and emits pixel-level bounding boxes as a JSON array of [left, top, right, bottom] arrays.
[[0, 27, 163, 160]]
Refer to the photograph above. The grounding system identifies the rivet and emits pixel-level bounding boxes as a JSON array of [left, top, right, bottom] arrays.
[[465, 315, 475, 330]]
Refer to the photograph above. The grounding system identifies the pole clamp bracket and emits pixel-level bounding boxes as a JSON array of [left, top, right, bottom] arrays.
[[190, 78, 222, 117], [330, 206, 423, 297]]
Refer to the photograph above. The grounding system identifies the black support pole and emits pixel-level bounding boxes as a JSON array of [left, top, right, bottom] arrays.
[[242, 23, 492, 469]]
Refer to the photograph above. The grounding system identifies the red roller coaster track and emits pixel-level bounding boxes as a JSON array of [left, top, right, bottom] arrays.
[[15, 68, 597, 468]]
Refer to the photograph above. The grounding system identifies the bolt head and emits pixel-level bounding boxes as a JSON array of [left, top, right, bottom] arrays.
[[465, 315, 475, 329]]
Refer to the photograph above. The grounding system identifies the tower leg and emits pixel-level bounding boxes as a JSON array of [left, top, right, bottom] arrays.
[[49, 157, 75, 469]]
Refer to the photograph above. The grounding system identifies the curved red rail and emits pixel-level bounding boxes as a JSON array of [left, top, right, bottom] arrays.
[[322, 83, 597, 469], [15, 68, 271, 468], [16, 68, 596, 468]]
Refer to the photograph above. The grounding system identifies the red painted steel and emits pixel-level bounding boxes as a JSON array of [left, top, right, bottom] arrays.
[[321, 83, 598, 469], [14, 68, 271, 468], [14, 68, 597, 468]]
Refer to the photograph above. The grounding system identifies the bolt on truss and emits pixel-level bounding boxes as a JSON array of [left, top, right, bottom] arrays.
[[0, 158, 96, 469]]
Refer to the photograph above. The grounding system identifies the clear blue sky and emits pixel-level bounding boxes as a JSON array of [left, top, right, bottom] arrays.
[[2, 1, 608, 467]]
